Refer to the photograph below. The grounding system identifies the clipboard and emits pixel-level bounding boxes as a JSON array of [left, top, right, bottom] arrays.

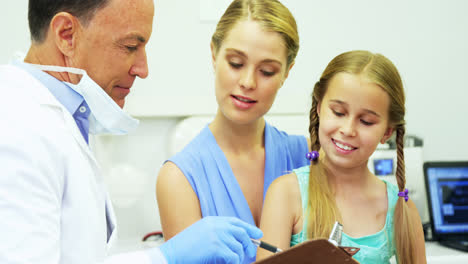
[[254, 239, 360, 264]]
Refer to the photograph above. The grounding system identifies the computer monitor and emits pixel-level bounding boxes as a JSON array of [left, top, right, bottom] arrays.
[[424, 161, 468, 250], [373, 158, 394, 176]]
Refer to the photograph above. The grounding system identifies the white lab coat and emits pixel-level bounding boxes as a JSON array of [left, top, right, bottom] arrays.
[[0, 65, 162, 264]]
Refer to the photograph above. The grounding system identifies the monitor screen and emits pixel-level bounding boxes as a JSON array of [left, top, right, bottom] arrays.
[[373, 159, 394, 176], [425, 164, 468, 235]]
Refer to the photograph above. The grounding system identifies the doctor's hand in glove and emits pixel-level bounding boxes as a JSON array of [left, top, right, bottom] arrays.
[[159, 216, 262, 264]]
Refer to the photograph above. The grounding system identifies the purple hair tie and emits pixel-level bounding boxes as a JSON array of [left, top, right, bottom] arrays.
[[398, 188, 409, 202], [306, 151, 319, 161]]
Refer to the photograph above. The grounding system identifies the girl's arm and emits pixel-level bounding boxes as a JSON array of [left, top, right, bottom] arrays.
[[156, 162, 202, 240], [257, 173, 303, 260], [408, 199, 427, 263]]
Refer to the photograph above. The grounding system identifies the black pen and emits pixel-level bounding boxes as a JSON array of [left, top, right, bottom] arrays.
[[251, 238, 283, 253]]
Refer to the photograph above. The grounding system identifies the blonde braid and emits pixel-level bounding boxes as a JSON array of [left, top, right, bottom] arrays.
[[393, 124, 417, 264], [395, 125, 406, 190], [306, 80, 337, 239], [309, 81, 321, 153]]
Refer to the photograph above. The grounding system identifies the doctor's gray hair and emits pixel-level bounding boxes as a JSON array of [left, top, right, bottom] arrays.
[[28, 0, 110, 43]]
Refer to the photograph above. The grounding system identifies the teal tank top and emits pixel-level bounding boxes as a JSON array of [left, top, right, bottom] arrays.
[[290, 166, 398, 263]]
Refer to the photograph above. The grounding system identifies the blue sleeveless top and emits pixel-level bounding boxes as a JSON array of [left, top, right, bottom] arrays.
[[290, 166, 398, 263], [168, 122, 309, 264]]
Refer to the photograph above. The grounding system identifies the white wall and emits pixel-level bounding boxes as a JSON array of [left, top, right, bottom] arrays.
[[136, 0, 468, 162], [3, 0, 466, 161], [2, 0, 468, 251]]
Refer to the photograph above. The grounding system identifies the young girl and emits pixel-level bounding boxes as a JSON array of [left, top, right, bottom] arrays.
[[156, 1, 308, 263], [257, 50, 426, 263]]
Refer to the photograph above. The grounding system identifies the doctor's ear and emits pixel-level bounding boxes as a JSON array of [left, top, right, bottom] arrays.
[[49, 12, 79, 57], [380, 127, 394, 144]]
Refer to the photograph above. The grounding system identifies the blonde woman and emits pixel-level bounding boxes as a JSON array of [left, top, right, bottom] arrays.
[[157, 1, 309, 263], [258, 51, 426, 263]]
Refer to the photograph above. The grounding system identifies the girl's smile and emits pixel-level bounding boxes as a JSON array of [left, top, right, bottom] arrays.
[[318, 72, 393, 170]]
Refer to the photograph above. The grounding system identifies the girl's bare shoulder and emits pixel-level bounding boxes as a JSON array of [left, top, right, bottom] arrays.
[[267, 172, 302, 202]]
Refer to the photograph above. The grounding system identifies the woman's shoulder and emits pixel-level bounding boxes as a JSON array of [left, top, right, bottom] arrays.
[[266, 122, 308, 147], [164, 125, 222, 185], [169, 125, 215, 162]]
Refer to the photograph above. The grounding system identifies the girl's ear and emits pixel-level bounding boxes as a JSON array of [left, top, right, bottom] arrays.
[[316, 100, 322, 117], [380, 127, 394, 144]]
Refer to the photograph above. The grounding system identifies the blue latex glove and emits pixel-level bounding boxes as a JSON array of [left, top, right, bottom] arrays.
[[159, 216, 263, 264]]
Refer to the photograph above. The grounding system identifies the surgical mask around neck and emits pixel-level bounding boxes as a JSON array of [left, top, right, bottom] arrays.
[[31, 64, 139, 135]]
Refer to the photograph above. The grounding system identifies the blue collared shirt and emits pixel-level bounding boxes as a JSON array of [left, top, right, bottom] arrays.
[[13, 61, 91, 143]]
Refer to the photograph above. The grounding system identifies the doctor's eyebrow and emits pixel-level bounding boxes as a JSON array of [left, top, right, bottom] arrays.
[[120, 33, 147, 43]]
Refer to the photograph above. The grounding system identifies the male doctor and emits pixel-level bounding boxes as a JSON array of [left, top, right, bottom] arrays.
[[0, 0, 262, 263]]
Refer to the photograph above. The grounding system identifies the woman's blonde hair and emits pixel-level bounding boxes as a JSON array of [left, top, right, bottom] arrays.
[[307, 50, 416, 263], [211, 0, 299, 68]]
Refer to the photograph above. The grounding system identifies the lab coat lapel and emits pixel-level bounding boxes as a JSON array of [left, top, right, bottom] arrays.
[[105, 192, 118, 249], [16, 64, 100, 168], [11, 65, 115, 257], [37, 77, 118, 249], [28, 66, 118, 249], [27, 66, 115, 246], [61, 110, 99, 168]]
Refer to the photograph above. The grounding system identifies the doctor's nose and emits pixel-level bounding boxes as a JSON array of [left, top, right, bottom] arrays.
[[130, 50, 149, 79], [340, 119, 357, 137], [239, 67, 256, 90]]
